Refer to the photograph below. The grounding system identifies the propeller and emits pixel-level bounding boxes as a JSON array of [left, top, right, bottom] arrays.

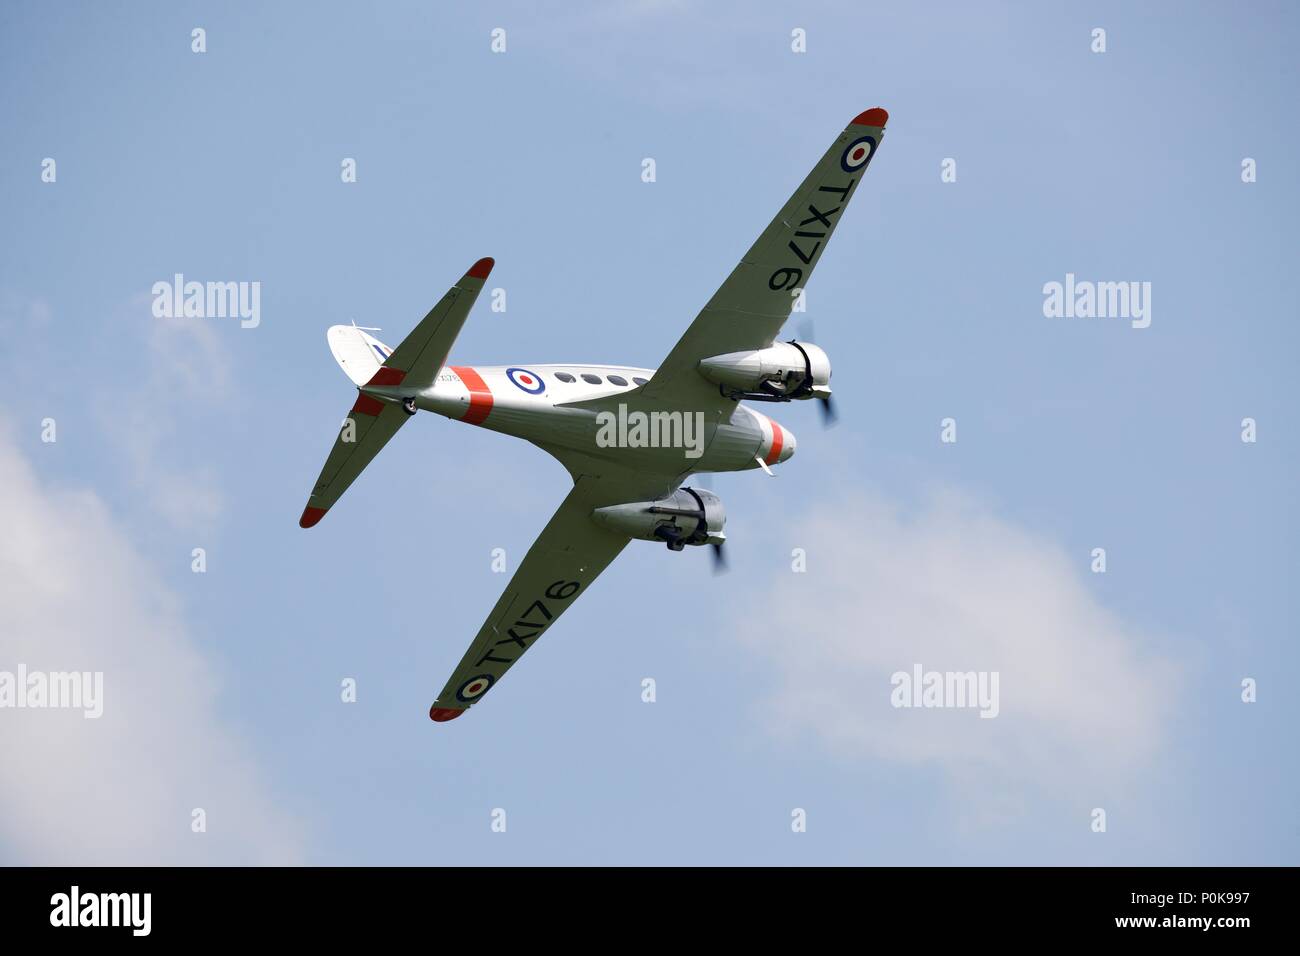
[[797, 319, 836, 427], [710, 540, 728, 575], [816, 392, 837, 426], [693, 474, 730, 575]]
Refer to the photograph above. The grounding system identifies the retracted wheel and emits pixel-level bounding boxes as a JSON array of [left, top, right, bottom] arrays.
[[402, 397, 417, 416]]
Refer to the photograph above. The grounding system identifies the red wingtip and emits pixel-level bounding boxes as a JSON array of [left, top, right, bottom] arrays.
[[850, 107, 889, 128], [429, 706, 465, 722], [466, 257, 494, 279], [299, 506, 327, 528]]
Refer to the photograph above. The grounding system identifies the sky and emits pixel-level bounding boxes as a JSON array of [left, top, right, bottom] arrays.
[[0, 0, 1296, 865]]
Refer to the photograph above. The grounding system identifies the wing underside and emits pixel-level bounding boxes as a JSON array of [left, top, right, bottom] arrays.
[[644, 108, 888, 408], [429, 476, 638, 721]]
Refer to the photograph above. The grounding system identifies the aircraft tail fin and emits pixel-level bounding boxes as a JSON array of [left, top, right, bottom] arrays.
[[327, 325, 393, 387]]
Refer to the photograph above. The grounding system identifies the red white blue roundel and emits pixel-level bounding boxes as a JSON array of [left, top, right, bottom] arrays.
[[456, 674, 495, 703], [840, 135, 876, 173], [506, 367, 545, 394]]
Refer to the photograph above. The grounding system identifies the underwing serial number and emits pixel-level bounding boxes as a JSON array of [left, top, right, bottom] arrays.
[[767, 177, 858, 291], [476, 579, 581, 666]]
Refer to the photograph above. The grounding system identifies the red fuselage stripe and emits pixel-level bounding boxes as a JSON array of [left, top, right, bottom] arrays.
[[450, 366, 494, 425]]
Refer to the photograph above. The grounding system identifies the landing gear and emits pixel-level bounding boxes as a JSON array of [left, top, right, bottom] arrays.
[[655, 526, 688, 551], [402, 397, 417, 416]]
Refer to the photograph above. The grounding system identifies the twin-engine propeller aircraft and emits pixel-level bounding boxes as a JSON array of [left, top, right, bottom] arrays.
[[300, 108, 888, 722]]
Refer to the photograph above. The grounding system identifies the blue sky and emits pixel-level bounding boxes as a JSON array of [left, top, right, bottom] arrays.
[[0, 0, 1296, 864]]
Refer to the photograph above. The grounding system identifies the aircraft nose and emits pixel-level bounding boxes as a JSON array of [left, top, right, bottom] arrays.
[[779, 425, 796, 462], [762, 417, 795, 466]]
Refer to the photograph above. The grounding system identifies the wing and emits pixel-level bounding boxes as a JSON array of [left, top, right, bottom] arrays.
[[643, 108, 888, 407], [428, 472, 647, 722]]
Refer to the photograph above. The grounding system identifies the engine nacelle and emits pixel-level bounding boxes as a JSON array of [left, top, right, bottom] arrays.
[[591, 487, 725, 551], [698, 340, 831, 401]]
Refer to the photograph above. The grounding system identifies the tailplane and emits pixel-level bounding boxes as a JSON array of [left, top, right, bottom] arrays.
[[298, 257, 494, 528]]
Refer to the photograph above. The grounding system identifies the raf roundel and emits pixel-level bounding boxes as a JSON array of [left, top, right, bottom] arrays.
[[456, 674, 495, 703], [840, 135, 876, 173], [506, 366, 546, 395]]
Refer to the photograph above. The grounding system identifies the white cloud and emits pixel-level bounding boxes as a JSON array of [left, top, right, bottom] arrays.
[[735, 485, 1178, 811], [0, 428, 304, 864], [97, 297, 232, 535], [0, 292, 52, 331]]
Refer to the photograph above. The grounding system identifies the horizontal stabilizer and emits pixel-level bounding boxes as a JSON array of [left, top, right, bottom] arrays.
[[299, 257, 494, 528], [381, 257, 494, 389], [299, 398, 407, 527]]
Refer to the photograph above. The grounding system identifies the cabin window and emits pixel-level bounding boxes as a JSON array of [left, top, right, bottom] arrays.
[[607, 375, 628, 386], [632, 376, 649, 386], [554, 372, 575, 383], [581, 373, 602, 385]]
